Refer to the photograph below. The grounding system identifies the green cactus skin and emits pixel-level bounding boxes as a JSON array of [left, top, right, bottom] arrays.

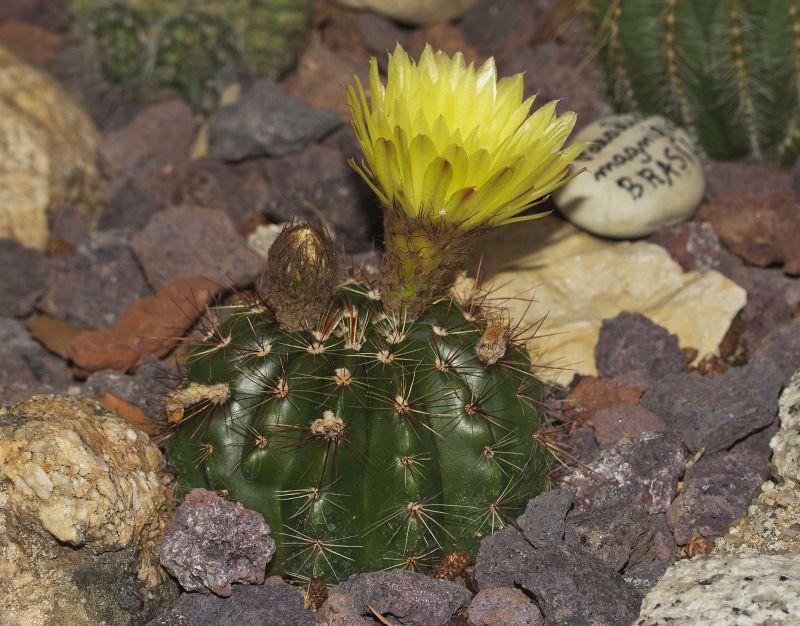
[[71, 0, 313, 106], [591, 0, 800, 162], [165, 281, 553, 584]]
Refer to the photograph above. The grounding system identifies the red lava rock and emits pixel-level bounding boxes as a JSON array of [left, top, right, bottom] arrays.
[[753, 322, 800, 386], [99, 99, 197, 198], [640, 360, 783, 453], [467, 587, 544, 626], [666, 449, 767, 546], [0, 238, 47, 317], [595, 312, 685, 384], [0, 20, 62, 64], [461, 0, 545, 68], [559, 376, 646, 428], [160, 488, 275, 597], [593, 405, 667, 447], [517, 489, 574, 546], [68, 276, 219, 373], [703, 159, 793, 203], [319, 3, 371, 57], [647, 221, 722, 272], [166, 159, 270, 231], [284, 41, 368, 118], [25, 314, 83, 359], [560, 431, 686, 515], [357, 12, 411, 68], [39, 229, 153, 329], [316, 593, 374, 626], [697, 188, 800, 275], [132, 206, 262, 290]]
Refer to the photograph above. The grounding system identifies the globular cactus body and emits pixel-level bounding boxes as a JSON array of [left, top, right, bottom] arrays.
[[71, 0, 313, 106], [165, 282, 552, 582], [592, 0, 800, 161]]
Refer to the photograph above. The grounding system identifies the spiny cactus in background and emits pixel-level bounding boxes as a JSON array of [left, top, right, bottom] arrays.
[[591, 0, 800, 162], [71, 0, 313, 106], [165, 45, 585, 584]]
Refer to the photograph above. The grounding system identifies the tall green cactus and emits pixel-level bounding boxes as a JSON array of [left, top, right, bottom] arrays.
[[71, 0, 313, 106], [591, 0, 800, 162]]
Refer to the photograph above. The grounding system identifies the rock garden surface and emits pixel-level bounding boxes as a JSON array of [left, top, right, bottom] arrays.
[[1, 1, 800, 625]]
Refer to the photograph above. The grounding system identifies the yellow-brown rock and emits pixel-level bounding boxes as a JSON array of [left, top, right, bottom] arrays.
[[0, 395, 176, 625], [0, 44, 100, 249]]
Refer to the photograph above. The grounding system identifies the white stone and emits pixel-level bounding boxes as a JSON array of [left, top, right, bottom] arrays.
[[333, 0, 477, 25], [771, 369, 800, 484], [469, 219, 746, 384], [554, 113, 705, 239], [636, 553, 800, 625]]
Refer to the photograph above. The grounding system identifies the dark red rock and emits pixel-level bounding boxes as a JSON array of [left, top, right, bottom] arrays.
[[0, 238, 47, 317], [358, 12, 411, 70], [558, 376, 646, 428], [166, 159, 270, 231], [39, 229, 152, 329], [697, 188, 800, 275], [753, 322, 800, 386], [703, 160, 793, 203], [332, 570, 471, 626], [666, 449, 768, 546], [146, 583, 313, 626], [595, 312, 685, 384], [68, 276, 220, 372], [0, 20, 63, 65], [99, 181, 163, 232], [467, 587, 544, 626], [315, 593, 373, 626], [593, 405, 667, 447], [475, 527, 642, 625], [640, 360, 783, 453], [160, 488, 275, 597], [99, 99, 197, 198], [648, 221, 722, 272], [560, 432, 686, 515], [564, 503, 654, 572], [132, 206, 262, 290]]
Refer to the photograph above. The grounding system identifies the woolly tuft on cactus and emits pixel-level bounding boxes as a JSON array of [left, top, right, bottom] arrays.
[[591, 0, 800, 162], [165, 45, 584, 585]]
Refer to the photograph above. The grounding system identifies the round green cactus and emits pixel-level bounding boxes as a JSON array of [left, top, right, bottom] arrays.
[[165, 269, 553, 582], [71, 0, 313, 106], [591, 0, 800, 162]]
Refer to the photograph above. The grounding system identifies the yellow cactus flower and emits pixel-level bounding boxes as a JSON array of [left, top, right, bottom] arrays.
[[348, 44, 585, 231]]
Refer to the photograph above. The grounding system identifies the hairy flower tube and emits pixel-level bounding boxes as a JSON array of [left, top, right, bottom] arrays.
[[347, 44, 585, 317]]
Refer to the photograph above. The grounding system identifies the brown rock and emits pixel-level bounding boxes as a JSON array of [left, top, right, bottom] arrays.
[[68, 276, 220, 372], [99, 99, 196, 198], [593, 405, 667, 447], [95, 392, 158, 436], [132, 206, 262, 290], [467, 587, 544, 626], [703, 159, 793, 203], [26, 314, 84, 359], [0, 20, 62, 64], [697, 188, 800, 275], [558, 376, 646, 428]]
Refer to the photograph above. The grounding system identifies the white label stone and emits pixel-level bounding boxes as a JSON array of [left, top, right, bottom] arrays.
[[554, 113, 705, 238]]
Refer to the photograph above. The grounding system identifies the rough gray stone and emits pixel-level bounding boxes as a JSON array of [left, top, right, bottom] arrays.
[[640, 360, 783, 453], [564, 503, 653, 571], [666, 449, 768, 546], [0, 238, 47, 317], [476, 527, 642, 626], [560, 432, 686, 515], [635, 553, 800, 625], [39, 229, 152, 328], [595, 312, 685, 384], [209, 80, 341, 161], [160, 489, 275, 596], [516, 489, 573, 546], [623, 561, 669, 596], [0, 318, 72, 404], [132, 206, 262, 290], [466, 587, 544, 626], [771, 369, 800, 484], [147, 583, 314, 626], [332, 570, 471, 626], [754, 322, 800, 387]]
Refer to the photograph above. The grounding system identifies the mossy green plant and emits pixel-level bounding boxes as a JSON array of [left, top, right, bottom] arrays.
[[591, 0, 800, 162]]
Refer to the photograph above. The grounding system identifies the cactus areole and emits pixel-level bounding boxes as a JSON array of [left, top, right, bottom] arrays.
[[165, 45, 584, 583]]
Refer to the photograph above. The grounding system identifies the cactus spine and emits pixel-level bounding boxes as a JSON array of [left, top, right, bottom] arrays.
[[591, 0, 800, 162]]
